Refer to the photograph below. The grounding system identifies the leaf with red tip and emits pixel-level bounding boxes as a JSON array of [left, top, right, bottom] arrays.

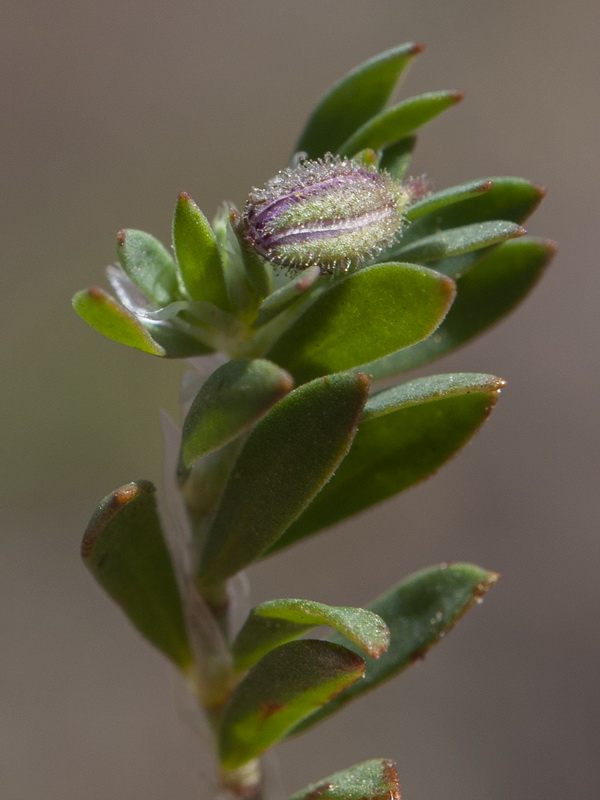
[[219, 640, 365, 768], [288, 759, 401, 800], [232, 599, 389, 672], [339, 90, 463, 156], [296, 42, 424, 159], [81, 481, 193, 671]]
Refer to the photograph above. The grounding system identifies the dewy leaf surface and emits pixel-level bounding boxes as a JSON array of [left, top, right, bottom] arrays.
[[271, 373, 503, 552], [196, 372, 370, 589], [180, 359, 294, 468], [364, 238, 555, 378], [72, 287, 165, 356], [338, 90, 462, 156], [172, 192, 229, 309], [81, 481, 193, 671], [266, 262, 455, 384], [295, 42, 423, 159], [232, 599, 389, 672], [287, 759, 400, 800], [289, 564, 498, 735], [219, 640, 365, 768], [116, 229, 179, 307]]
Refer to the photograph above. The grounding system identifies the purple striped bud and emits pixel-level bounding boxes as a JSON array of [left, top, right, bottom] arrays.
[[242, 155, 411, 275]]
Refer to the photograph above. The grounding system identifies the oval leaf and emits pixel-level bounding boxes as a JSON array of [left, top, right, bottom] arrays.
[[266, 262, 456, 384], [270, 373, 504, 552], [339, 90, 462, 156], [288, 759, 400, 800], [232, 599, 389, 672], [173, 192, 229, 309], [365, 237, 556, 378], [406, 178, 494, 221], [196, 371, 370, 590], [72, 287, 165, 355], [219, 640, 365, 768], [117, 229, 179, 307], [81, 481, 193, 671], [289, 564, 499, 735], [181, 358, 294, 468], [296, 42, 423, 159]]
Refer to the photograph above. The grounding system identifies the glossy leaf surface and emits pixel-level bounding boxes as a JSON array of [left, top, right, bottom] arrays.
[[266, 263, 455, 384], [180, 358, 294, 468], [296, 42, 423, 159], [197, 372, 370, 588], [339, 90, 462, 156], [232, 599, 389, 672], [173, 192, 229, 309], [365, 238, 555, 378], [72, 287, 165, 356], [288, 759, 400, 800], [219, 640, 365, 768], [271, 374, 503, 552], [81, 481, 192, 671], [290, 564, 498, 734], [117, 229, 179, 307]]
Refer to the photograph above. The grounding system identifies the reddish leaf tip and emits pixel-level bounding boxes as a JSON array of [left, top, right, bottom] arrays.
[[410, 42, 426, 55], [87, 286, 106, 300], [116, 230, 126, 247], [382, 760, 401, 800], [450, 90, 465, 103], [81, 480, 152, 560]]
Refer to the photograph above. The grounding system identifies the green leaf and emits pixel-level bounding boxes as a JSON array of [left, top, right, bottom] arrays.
[[379, 135, 416, 180], [116, 229, 179, 307], [139, 318, 215, 358], [219, 640, 365, 768], [395, 176, 545, 276], [290, 564, 499, 735], [266, 262, 456, 384], [296, 42, 424, 159], [288, 759, 400, 800], [339, 91, 462, 157], [271, 374, 503, 552], [232, 599, 389, 672], [72, 287, 165, 356], [253, 266, 322, 328], [181, 359, 294, 469], [406, 178, 494, 221], [196, 372, 370, 590], [173, 192, 229, 309], [364, 238, 555, 378], [393, 220, 525, 265], [81, 480, 193, 672]]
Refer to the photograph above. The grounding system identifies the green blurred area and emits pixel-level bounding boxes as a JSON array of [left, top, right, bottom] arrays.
[[2, 2, 598, 799]]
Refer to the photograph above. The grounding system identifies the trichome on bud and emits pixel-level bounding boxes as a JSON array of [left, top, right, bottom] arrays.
[[242, 154, 411, 275]]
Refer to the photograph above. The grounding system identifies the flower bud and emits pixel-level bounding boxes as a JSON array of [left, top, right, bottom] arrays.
[[242, 155, 410, 274]]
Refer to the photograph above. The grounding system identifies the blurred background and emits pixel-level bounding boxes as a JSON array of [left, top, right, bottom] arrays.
[[2, 1, 598, 798]]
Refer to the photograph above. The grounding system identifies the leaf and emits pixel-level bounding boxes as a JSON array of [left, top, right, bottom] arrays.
[[253, 266, 322, 328], [180, 358, 294, 469], [378, 135, 416, 180], [289, 564, 499, 735], [364, 238, 555, 378], [116, 229, 179, 307], [218, 640, 365, 768], [393, 220, 525, 266], [406, 178, 494, 221], [270, 373, 503, 552], [288, 759, 400, 800], [296, 42, 424, 159], [72, 287, 165, 355], [266, 262, 456, 384], [81, 480, 193, 671], [394, 176, 545, 276], [196, 372, 370, 590], [338, 91, 462, 157], [172, 192, 229, 309], [232, 599, 389, 672]]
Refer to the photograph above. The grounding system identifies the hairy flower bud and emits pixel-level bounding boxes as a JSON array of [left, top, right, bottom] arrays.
[[242, 155, 411, 274]]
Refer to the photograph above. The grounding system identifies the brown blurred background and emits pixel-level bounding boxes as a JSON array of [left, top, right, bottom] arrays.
[[2, 1, 598, 798]]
